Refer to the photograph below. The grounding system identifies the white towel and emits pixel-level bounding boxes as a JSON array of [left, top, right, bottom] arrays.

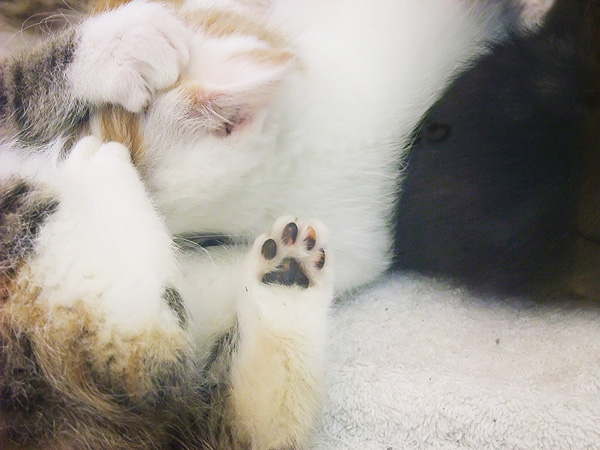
[[313, 274, 600, 449]]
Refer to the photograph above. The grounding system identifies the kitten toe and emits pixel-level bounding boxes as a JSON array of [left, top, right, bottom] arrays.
[[96, 141, 132, 163], [66, 135, 103, 164]]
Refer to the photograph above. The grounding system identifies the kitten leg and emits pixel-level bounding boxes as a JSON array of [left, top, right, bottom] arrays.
[[33, 136, 188, 397], [0, 137, 191, 449], [229, 217, 333, 450]]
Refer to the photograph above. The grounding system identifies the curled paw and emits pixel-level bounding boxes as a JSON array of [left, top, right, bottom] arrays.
[[62, 137, 137, 182], [71, 0, 191, 112], [65, 136, 131, 166], [256, 216, 328, 289]]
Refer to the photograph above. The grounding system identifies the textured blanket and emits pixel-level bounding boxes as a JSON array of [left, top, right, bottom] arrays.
[[313, 274, 600, 449]]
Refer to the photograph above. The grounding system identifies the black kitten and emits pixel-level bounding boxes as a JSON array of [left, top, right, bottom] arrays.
[[393, 0, 597, 298]]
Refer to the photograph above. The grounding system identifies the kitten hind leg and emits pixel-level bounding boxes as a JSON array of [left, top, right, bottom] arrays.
[[1, 137, 191, 449], [229, 217, 333, 449]]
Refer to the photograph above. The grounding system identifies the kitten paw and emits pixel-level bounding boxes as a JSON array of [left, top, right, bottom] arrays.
[[55, 136, 181, 334], [70, 0, 190, 112], [232, 217, 332, 450], [255, 216, 329, 289], [65, 136, 131, 166], [62, 136, 140, 186]]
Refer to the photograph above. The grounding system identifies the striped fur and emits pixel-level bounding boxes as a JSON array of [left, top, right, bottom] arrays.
[[0, 180, 58, 300], [0, 29, 90, 145]]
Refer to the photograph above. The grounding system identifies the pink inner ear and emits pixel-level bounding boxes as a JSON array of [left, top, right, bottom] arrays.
[[179, 47, 296, 136], [191, 89, 221, 105]]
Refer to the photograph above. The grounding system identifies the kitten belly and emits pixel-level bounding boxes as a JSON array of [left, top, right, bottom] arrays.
[[147, 138, 397, 293], [143, 0, 515, 292]]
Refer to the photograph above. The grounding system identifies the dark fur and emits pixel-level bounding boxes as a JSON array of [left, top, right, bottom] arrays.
[[0, 180, 58, 296], [0, 0, 92, 33], [393, 0, 598, 298], [1, 335, 199, 450], [0, 30, 91, 145]]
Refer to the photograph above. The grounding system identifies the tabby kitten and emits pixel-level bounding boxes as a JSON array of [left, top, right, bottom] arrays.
[[1, 4, 332, 448], [0, 1, 517, 449]]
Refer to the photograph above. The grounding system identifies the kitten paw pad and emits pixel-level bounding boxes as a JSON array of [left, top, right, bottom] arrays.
[[256, 217, 328, 288]]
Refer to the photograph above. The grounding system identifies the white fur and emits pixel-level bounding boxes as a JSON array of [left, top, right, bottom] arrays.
[[68, 1, 191, 112], [29, 137, 182, 333], [0, 142, 58, 183], [137, 0, 512, 293]]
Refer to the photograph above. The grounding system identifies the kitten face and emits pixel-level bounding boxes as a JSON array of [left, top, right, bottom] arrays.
[[93, 6, 299, 233], [150, 27, 295, 139]]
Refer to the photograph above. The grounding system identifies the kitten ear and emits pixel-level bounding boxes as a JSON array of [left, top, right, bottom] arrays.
[[182, 48, 296, 136]]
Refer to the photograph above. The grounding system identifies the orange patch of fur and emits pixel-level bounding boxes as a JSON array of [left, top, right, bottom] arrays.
[[1, 263, 194, 449], [231, 47, 296, 67], [97, 106, 146, 165], [180, 8, 288, 48], [1, 264, 187, 406]]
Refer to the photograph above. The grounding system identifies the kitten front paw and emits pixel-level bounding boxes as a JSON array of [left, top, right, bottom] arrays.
[[61, 136, 140, 190], [55, 136, 183, 336], [69, 0, 190, 112], [64, 135, 131, 166]]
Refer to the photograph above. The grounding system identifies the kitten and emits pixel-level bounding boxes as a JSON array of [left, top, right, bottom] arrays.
[[1, 4, 332, 449], [0, 1, 518, 449], [394, 0, 597, 297]]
